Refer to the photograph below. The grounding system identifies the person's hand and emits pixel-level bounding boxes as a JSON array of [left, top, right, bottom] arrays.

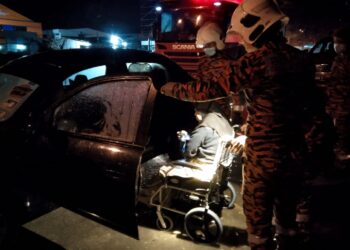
[[160, 82, 176, 96], [227, 135, 247, 155], [177, 130, 190, 142]]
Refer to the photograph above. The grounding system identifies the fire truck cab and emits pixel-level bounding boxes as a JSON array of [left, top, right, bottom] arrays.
[[154, 0, 242, 73]]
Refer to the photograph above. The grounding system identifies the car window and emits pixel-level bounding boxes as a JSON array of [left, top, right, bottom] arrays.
[[311, 43, 323, 53], [54, 79, 151, 142], [324, 41, 333, 52], [63, 65, 107, 87], [310, 37, 334, 54], [127, 62, 153, 73], [0, 73, 39, 122], [127, 62, 169, 88]]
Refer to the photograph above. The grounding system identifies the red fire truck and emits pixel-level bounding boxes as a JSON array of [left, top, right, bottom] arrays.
[[154, 0, 242, 73]]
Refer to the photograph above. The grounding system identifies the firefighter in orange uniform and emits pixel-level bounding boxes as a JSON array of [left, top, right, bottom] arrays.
[[190, 21, 245, 123], [161, 0, 334, 249]]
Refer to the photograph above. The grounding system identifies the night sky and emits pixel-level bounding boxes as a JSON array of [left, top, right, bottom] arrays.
[[1, 0, 349, 35], [279, 0, 350, 39], [1, 0, 140, 33]]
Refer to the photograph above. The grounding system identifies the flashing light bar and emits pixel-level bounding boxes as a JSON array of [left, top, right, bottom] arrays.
[[220, 0, 243, 3], [191, 0, 243, 5], [226, 0, 243, 4]]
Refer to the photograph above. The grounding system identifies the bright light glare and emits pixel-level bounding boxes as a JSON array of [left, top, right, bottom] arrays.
[[192, 0, 243, 5], [155, 6, 162, 12], [110, 35, 120, 45], [77, 40, 91, 48], [16, 44, 27, 51], [99, 145, 121, 153], [213, 2, 222, 6], [195, 15, 202, 26]]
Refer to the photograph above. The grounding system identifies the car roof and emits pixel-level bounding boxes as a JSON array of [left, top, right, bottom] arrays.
[[0, 48, 190, 87]]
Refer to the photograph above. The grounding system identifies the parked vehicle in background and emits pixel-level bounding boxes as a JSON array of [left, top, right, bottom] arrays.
[[154, 0, 241, 73], [309, 36, 336, 83], [0, 48, 197, 248]]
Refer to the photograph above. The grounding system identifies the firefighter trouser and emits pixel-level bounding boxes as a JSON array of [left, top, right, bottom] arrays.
[[334, 114, 350, 154], [242, 143, 309, 250]]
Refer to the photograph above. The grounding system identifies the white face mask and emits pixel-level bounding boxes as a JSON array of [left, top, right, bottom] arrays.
[[334, 43, 347, 54], [203, 47, 216, 57]]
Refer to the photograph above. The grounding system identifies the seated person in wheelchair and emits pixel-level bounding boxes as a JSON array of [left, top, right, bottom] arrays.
[[159, 101, 234, 183]]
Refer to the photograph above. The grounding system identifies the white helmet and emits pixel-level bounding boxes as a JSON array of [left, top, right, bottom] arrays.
[[196, 22, 225, 50], [227, 0, 289, 45]]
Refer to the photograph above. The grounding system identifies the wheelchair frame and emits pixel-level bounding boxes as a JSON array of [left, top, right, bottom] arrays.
[[149, 136, 235, 243]]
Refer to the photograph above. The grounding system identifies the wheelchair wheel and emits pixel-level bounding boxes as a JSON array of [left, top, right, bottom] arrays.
[[222, 182, 236, 209], [156, 215, 174, 231], [184, 207, 223, 243]]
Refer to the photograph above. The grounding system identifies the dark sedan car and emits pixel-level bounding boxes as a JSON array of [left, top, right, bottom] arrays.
[[0, 48, 197, 246]]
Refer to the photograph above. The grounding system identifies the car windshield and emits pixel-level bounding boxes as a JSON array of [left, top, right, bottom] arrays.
[[158, 8, 216, 42], [0, 73, 39, 122]]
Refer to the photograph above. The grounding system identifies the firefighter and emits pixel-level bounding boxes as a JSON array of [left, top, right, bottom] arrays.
[[191, 21, 228, 81], [160, 0, 334, 249], [326, 25, 350, 168], [191, 21, 245, 124], [190, 21, 234, 122]]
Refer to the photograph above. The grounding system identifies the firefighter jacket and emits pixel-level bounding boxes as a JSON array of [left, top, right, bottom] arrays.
[[326, 53, 350, 152], [190, 51, 234, 120], [326, 54, 350, 117], [161, 39, 334, 162]]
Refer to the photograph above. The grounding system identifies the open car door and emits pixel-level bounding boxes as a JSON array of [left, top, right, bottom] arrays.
[[47, 75, 156, 238]]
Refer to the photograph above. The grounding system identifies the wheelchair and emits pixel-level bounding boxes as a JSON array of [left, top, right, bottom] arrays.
[[149, 137, 237, 243]]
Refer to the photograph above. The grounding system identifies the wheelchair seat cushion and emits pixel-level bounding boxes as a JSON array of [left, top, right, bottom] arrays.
[[159, 161, 216, 182]]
